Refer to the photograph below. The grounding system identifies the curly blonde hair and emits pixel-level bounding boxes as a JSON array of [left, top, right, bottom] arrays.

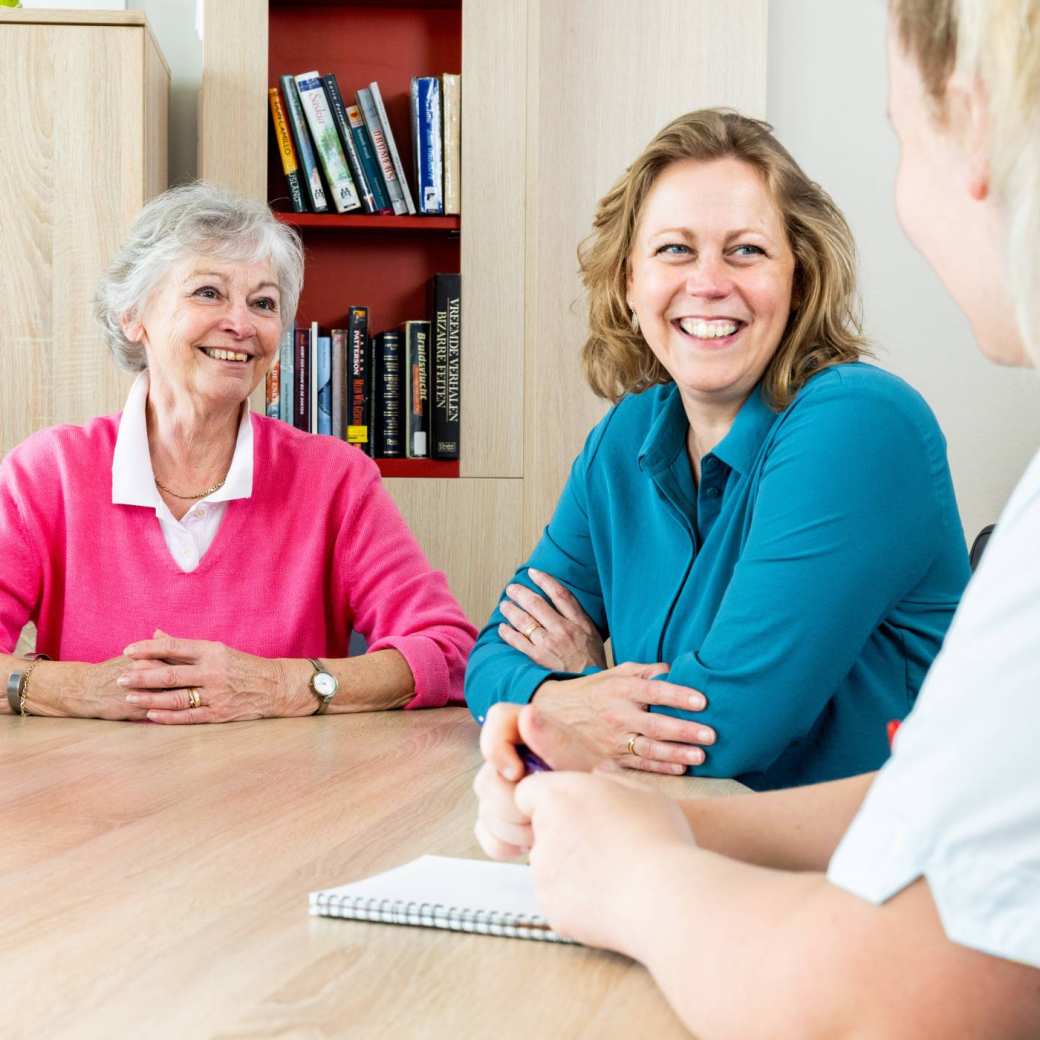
[[579, 109, 869, 409]]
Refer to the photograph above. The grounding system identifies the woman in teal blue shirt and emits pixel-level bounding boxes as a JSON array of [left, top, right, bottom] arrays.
[[465, 109, 969, 791]]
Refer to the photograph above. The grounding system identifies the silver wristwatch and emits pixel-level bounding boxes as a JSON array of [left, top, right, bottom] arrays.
[[307, 658, 338, 715]]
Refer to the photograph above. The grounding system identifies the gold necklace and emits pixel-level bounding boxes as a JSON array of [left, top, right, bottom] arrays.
[[154, 475, 227, 500]]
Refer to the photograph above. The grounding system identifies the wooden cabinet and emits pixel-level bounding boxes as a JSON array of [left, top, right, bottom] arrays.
[[200, 0, 766, 626], [0, 10, 169, 456]]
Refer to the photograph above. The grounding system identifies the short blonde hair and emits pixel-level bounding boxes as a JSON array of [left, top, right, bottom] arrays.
[[579, 109, 869, 409], [891, 0, 1040, 361]]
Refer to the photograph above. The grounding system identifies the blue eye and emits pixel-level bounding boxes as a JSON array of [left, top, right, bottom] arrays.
[[655, 243, 691, 256], [732, 244, 765, 257]]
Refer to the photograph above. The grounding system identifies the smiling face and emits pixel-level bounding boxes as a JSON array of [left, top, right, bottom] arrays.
[[626, 157, 796, 413], [122, 254, 283, 411]]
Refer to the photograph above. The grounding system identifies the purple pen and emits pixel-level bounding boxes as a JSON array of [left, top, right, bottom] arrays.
[[517, 744, 551, 774]]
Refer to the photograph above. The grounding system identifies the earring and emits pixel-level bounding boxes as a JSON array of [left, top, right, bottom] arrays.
[[630, 311, 640, 334]]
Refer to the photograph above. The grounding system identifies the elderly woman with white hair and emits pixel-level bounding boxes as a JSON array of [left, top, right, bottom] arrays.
[[0, 182, 475, 722]]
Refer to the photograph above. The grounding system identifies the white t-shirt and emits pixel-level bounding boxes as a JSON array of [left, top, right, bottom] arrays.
[[111, 372, 253, 573], [828, 445, 1040, 969]]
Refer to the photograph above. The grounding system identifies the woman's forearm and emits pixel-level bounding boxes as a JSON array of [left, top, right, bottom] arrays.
[[0, 654, 92, 717], [681, 772, 875, 871], [279, 649, 416, 715]]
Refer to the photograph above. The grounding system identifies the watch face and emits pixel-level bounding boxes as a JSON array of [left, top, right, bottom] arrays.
[[313, 672, 337, 699]]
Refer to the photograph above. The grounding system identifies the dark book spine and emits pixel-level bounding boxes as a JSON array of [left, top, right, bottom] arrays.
[[322, 74, 378, 215], [346, 104, 391, 214], [401, 321, 430, 457], [375, 330, 404, 458], [280, 76, 328, 213], [268, 88, 306, 212], [410, 77, 443, 214], [293, 326, 311, 432], [331, 328, 348, 440], [429, 273, 461, 459], [347, 306, 372, 455]]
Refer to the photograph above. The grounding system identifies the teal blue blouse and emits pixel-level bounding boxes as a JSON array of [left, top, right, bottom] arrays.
[[465, 364, 970, 790]]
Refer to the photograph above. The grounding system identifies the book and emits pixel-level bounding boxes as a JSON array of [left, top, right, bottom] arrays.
[[401, 320, 430, 458], [316, 333, 332, 436], [347, 306, 372, 455], [429, 273, 461, 459], [321, 74, 381, 215], [280, 76, 328, 213], [295, 71, 362, 214], [345, 104, 392, 215], [268, 87, 306, 213], [410, 77, 443, 215], [279, 327, 294, 425], [293, 326, 310, 432], [266, 351, 281, 418], [331, 328, 348, 439], [374, 329, 403, 457], [369, 81, 416, 214], [356, 87, 408, 216], [309, 320, 320, 435], [441, 73, 461, 215], [309, 855, 572, 944]]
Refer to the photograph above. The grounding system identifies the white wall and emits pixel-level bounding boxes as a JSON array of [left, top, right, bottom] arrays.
[[768, 0, 1040, 540]]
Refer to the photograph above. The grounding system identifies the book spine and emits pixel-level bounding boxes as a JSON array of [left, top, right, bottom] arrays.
[[356, 87, 408, 216], [293, 326, 310, 431], [321, 74, 377, 215], [429, 274, 461, 459], [279, 328, 294, 424], [331, 328, 347, 439], [280, 76, 328, 213], [375, 330, 404, 458], [410, 77, 443, 215], [441, 74, 461, 215], [317, 334, 332, 436], [295, 71, 361, 214], [347, 306, 372, 455], [266, 352, 281, 419], [369, 81, 416, 214], [346, 104, 391, 214], [309, 321, 320, 435], [402, 321, 430, 458], [268, 88, 307, 213]]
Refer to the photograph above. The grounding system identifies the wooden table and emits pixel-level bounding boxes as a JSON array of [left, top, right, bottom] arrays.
[[2, 709, 742, 1039]]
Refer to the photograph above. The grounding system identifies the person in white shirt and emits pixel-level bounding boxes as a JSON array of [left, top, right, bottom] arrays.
[[471, 0, 1040, 1036]]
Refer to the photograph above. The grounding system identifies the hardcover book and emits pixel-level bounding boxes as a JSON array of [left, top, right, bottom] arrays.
[[410, 77, 443, 215], [295, 71, 362, 214], [293, 326, 310, 432], [317, 333, 332, 436], [321, 74, 380, 215], [356, 87, 408, 216], [280, 76, 328, 213], [279, 327, 294, 425], [345, 104, 391, 214], [331, 328, 348, 439], [266, 351, 281, 419], [347, 306, 372, 455], [441, 74, 461, 215], [369, 81, 416, 214], [428, 273, 461, 459], [374, 329, 404, 458], [309, 320, 320, 435], [401, 320, 430, 458], [268, 87, 306, 213]]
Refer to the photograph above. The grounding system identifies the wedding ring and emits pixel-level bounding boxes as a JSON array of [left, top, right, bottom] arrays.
[[187, 687, 202, 709], [626, 734, 639, 758], [523, 622, 542, 639]]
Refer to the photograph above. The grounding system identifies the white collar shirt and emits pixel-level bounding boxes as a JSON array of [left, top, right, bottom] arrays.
[[111, 371, 254, 573], [828, 444, 1040, 969]]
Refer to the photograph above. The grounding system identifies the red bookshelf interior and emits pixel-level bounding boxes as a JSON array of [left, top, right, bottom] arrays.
[[268, 2, 462, 479]]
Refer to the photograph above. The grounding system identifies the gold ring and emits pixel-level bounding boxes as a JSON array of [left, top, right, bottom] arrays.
[[524, 623, 542, 639], [187, 687, 201, 709], [626, 734, 639, 757]]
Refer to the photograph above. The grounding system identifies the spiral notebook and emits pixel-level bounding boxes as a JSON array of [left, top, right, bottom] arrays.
[[308, 855, 574, 944]]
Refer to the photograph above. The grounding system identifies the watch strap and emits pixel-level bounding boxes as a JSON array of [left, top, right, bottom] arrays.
[[6, 672, 24, 715]]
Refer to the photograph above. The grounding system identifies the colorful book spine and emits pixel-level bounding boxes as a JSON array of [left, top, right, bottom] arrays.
[[280, 76, 328, 213], [316, 334, 332, 436], [266, 351, 281, 419], [346, 104, 391, 214], [374, 330, 404, 457], [441, 73, 461, 215], [357, 87, 408, 216], [321, 74, 379, 215], [347, 306, 372, 455], [309, 321, 320, 434], [331, 328, 347, 440], [293, 326, 310, 432], [295, 71, 361, 214], [429, 273, 461, 459], [401, 320, 430, 458], [268, 88, 307, 213], [279, 328, 294, 425], [369, 81, 416, 214], [410, 77, 443, 215]]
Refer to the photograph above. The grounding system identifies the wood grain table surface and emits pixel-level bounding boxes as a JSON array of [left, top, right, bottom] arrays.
[[1, 709, 742, 1039]]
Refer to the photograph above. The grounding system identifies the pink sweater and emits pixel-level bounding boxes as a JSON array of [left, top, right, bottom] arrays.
[[0, 414, 476, 708]]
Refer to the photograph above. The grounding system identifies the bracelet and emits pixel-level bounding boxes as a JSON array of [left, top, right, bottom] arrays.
[[18, 658, 46, 717]]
